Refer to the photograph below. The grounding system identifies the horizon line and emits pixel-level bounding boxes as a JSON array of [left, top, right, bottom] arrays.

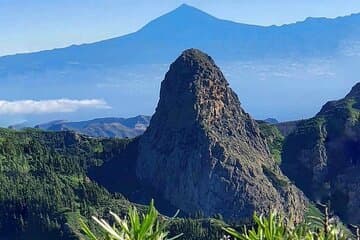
[[1, 3, 359, 58]]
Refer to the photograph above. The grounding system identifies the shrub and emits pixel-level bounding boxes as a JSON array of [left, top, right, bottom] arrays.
[[80, 200, 183, 240], [222, 209, 350, 240]]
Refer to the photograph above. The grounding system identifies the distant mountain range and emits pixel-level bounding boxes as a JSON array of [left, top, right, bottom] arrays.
[[1, 4, 360, 72], [10, 115, 151, 138], [11, 115, 286, 139], [1, 4, 360, 122], [36, 115, 150, 138]]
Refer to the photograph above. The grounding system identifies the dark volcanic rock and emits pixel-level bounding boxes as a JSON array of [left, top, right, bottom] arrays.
[[136, 49, 307, 222], [282, 82, 360, 224]]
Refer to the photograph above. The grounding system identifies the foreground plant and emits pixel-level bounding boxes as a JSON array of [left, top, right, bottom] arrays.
[[80, 200, 183, 240], [222, 210, 350, 240], [223, 211, 288, 240]]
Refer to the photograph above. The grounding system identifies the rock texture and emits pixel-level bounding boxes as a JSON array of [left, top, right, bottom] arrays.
[[282, 82, 360, 224], [136, 49, 307, 222]]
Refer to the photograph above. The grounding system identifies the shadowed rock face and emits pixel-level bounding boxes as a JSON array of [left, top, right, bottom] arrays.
[[282, 82, 360, 224], [136, 49, 307, 222]]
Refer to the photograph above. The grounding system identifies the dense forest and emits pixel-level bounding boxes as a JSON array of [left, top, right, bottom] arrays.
[[0, 129, 224, 239]]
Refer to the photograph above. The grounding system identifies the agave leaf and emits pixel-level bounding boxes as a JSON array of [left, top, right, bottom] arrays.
[[79, 218, 99, 240]]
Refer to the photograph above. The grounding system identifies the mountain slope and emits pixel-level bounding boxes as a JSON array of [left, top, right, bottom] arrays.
[[0, 129, 136, 239], [34, 115, 151, 138], [136, 49, 307, 222], [281, 82, 360, 224], [0, 129, 227, 239], [1, 4, 360, 74]]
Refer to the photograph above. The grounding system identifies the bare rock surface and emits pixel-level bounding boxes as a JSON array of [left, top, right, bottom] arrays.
[[136, 49, 307, 222]]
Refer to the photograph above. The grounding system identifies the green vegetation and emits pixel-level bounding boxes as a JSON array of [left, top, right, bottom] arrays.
[[0, 128, 227, 239], [281, 91, 360, 223], [167, 218, 225, 240], [223, 209, 351, 240], [319, 97, 360, 124], [81, 200, 228, 240], [0, 128, 134, 239], [81, 200, 183, 240], [281, 116, 327, 198], [84, 202, 356, 240], [258, 122, 284, 164], [1, 127, 356, 239]]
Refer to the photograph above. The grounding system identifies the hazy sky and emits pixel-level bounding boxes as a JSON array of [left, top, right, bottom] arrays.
[[1, 0, 360, 56]]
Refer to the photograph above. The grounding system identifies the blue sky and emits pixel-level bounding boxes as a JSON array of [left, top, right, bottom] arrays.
[[1, 0, 360, 56]]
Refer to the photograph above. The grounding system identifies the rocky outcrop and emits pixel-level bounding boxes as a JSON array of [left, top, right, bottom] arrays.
[[282, 82, 360, 224], [136, 49, 307, 222]]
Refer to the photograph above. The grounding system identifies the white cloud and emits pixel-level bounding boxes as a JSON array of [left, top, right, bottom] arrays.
[[0, 99, 110, 115]]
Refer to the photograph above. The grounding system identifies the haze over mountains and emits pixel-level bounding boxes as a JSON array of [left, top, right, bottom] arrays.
[[34, 115, 151, 138], [9, 115, 151, 138], [1, 4, 360, 124], [2, 4, 360, 67]]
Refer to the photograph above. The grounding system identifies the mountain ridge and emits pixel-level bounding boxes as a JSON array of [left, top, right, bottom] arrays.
[[2, 4, 360, 59], [281, 82, 360, 224], [33, 115, 151, 138], [1, 4, 360, 71]]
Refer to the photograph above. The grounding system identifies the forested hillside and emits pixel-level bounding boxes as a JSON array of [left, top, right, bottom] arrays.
[[0, 129, 224, 239], [0, 129, 135, 239]]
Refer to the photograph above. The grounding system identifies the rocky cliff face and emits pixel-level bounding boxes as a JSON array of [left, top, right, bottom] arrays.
[[282, 83, 360, 224], [136, 49, 307, 222]]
